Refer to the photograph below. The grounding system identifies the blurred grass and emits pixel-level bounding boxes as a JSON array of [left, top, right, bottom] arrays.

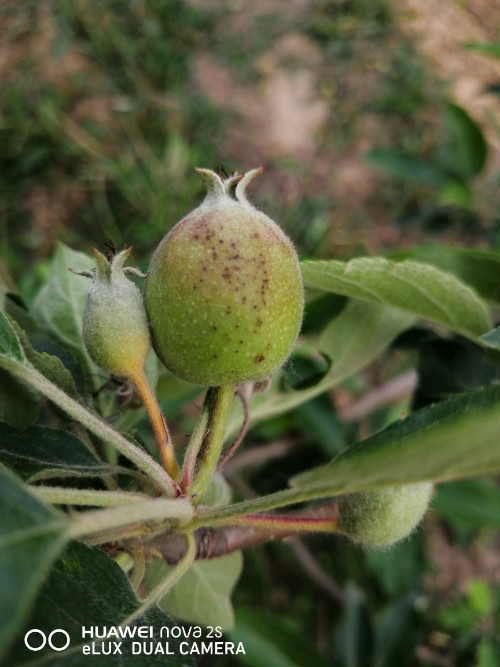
[[3, 0, 491, 300]]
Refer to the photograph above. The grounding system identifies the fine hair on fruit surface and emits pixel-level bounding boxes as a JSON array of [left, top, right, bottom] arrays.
[[144, 167, 304, 387]]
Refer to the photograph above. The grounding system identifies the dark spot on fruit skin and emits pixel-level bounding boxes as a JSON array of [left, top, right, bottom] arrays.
[[212, 325, 217, 331], [214, 354, 218, 359], [229, 254, 239, 260], [219, 239, 224, 244], [226, 305, 232, 314], [254, 353, 265, 364], [256, 317, 263, 327], [231, 242, 236, 249], [239, 339, 243, 344], [242, 296, 247, 304]]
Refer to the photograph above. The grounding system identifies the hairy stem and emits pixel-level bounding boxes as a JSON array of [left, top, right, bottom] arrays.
[[1, 358, 177, 496], [66, 497, 194, 540], [31, 486, 152, 507], [187, 486, 338, 531], [181, 394, 210, 491], [142, 501, 339, 563], [122, 532, 196, 626], [189, 385, 234, 499], [207, 512, 338, 532], [130, 367, 180, 481]]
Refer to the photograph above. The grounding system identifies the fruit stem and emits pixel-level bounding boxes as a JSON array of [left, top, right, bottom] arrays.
[[130, 367, 180, 482], [217, 386, 250, 470], [188, 385, 235, 500], [180, 395, 211, 492], [206, 512, 339, 533], [1, 357, 176, 496]]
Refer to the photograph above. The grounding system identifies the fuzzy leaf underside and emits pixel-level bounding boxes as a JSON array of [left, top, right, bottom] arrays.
[[0, 465, 67, 662], [300, 257, 490, 339], [5, 541, 195, 666], [145, 551, 243, 631], [32, 244, 96, 378], [291, 386, 500, 495], [0, 422, 111, 481], [389, 246, 500, 303]]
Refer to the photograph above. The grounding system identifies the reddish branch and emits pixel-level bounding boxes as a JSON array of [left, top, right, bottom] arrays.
[[140, 502, 339, 564]]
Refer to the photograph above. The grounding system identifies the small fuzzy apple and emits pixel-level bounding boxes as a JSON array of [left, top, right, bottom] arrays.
[[337, 482, 433, 548], [144, 168, 304, 386]]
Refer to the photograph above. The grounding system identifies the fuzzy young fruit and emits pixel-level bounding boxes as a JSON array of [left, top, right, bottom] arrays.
[[82, 247, 150, 377], [144, 167, 304, 386], [337, 483, 433, 548]]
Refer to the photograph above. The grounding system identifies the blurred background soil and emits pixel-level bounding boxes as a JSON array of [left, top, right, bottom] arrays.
[[2, 0, 500, 296]]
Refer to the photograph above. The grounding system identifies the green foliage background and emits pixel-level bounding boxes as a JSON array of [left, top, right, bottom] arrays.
[[1, 1, 500, 665]]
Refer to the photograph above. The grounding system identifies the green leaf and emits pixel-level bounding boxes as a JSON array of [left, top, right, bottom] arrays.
[[200, 471, 233, 507], [432, 478, 500, 529], [226, 301, 414, 438], [0, 310, 25, 362], [12, 321, 83, 403], [229, 608, 330, 667], [364, 150, 449, 185], [0, 369, 40, 428], [438, 180, 473, 207], [0, 465, 67, 662], [374, 597, 421, 667], [146, 551, 243, 630], [467, 579, 493, 616], [4, 294, 43, 338], [29, 337, 89, 402], [4, 541, 195, 666], [318, 300, 415, 372], [480, 327, 500, 350], [412, 334, 499, 405], [0, 422, 111, 482], [300, 257, 490, 338], [0, 351, 176, 496], [442, 102, 488, 179], [291, 386, 500, 494], [476, 640, 500, 667], [32, 243, 96, 378], [389, 246, 500, 303], [335, 583, 373, 667], [365, 534, 421, 596]]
